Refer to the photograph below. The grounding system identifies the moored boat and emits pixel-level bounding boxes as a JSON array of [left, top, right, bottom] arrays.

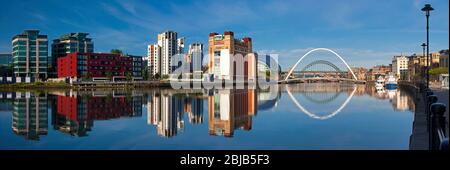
[[375, 76, 385, 88], [384, 73, 397, 89]]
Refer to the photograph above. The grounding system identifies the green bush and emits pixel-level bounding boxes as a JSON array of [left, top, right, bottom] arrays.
[[34, 82, 44, 86], [428, 67, 449, 75]]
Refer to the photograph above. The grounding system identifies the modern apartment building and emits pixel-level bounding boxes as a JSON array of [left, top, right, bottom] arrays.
[[51, 33, 93, 78], [158, 31, 184, 75], [148, 44, 161, 77], [187, 43, 204, 72], [0, 53, 13, 77], [257, 54, 281, 80], [147, 31, 184, 77], [12, 30, 48, 79], [129, 55, 143, 79], [0, 53, 12, 66], [208, 31, 257, 81], [177, 37, 185, 54], [57, 52, 132, 81], [392, 55, 409, 80]]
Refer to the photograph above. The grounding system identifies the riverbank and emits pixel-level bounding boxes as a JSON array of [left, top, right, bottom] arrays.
[[0, 81, 174, 89], [399, 81, 449, 150], [1, 80, 274, 89], [0, 82, 70, 89], [398, 81, 429, 150]]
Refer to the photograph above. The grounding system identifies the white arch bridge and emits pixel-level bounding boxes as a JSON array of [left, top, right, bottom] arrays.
[[278, 48, 366, 84]]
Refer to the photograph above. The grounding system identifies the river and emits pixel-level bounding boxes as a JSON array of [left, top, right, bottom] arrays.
[[0, 83, 415, 149]]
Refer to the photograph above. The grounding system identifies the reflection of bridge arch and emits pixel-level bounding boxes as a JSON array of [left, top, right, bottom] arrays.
[[284, 48, 358, 81], [300, 92, 342, 104], [286, 85, 357, 120]]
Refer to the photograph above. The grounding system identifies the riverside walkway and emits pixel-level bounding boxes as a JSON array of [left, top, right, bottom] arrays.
[[402, 81, 449, 150]]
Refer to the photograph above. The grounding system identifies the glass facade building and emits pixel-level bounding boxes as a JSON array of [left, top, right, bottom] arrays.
[[50, 33, 93, 78], [12, 30, 48, 79]]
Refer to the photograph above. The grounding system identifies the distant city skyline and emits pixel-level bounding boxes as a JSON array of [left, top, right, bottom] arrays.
[[0, 0, 448, 68]]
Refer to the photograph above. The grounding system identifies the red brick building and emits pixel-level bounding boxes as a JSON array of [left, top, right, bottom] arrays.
[[57, 52, 132, 79]]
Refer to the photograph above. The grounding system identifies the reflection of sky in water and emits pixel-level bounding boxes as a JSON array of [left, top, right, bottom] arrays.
[[0, 85, 414, 150]]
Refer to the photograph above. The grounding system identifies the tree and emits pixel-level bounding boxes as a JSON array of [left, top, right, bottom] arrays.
[[265, 70, 271, 78], [7, 64, 13, 76], [142, 67, 149, 80], [125, 72, 133, 81], [153, 73, 160, 80], [202, 65, 209, 73], [428, 67, 449, 75], [162, 74, 169, 80], [110, 49, 123, 55], [105, 72, 112, 81], [82, 72, 91, 81]]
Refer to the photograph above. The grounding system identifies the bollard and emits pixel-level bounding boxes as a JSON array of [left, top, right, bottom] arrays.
[[423, 89, 433, 102], [430, 103, 447, 150], [426, 95, 438, 134]]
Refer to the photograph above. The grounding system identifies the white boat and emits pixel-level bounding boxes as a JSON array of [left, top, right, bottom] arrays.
[[384, 73, 397, 89], [375, 76, 385, 88]]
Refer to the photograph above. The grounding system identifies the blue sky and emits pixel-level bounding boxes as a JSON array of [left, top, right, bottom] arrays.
[[0, 0, 448, 69]]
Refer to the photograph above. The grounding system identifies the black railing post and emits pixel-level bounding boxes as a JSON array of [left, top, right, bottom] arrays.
[[427, 95, 438, 132], [425, 90, 434, 122], [430, 103, 447, 150]]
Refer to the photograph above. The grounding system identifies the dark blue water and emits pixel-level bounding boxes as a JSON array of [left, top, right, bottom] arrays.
[[0, 83, 414, 150]]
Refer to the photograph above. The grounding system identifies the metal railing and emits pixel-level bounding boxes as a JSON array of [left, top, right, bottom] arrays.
[[424, 89, 449, 150]]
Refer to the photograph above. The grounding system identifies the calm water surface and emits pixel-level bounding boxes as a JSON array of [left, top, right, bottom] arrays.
[[0, 83, 415, 150]]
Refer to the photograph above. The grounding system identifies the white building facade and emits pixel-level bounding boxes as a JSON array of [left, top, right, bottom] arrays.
[[147, 31, 184, 77], [392, 55, 409, 80]]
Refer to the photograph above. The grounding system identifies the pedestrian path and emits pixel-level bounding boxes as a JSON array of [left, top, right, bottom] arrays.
[[409, 91, 429, 150]]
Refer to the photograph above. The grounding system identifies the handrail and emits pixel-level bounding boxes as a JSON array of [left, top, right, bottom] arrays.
[[428, 101, 448, 150]]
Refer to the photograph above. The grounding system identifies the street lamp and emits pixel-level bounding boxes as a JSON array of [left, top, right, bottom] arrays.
[[421, 43, 426, 80], [422, 4, 434, 89]]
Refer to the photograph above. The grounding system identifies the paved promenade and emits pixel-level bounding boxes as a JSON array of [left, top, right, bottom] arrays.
[[409, 86, 449, 150], [409, 90, 429, 150]]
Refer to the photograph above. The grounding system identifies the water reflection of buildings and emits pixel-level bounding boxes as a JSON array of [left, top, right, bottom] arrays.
[[208, 89, 257, 137], [147, 90, 204, 137], [364, 85, 414, 112], [186, 98, 204, 124], [53, 91, 142, 137], [8, 92, 48, 140], [390, 89, 410, 111], [257, 88, 281, 111]]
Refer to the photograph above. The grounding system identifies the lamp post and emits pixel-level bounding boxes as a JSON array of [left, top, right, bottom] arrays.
[[422, 4, 434, 89], [421, 43, 426, 80]]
